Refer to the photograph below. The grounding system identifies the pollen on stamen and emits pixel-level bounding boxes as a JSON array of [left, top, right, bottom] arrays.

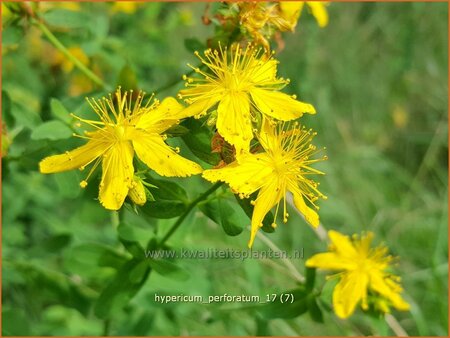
[[80, 180, 88, 188]]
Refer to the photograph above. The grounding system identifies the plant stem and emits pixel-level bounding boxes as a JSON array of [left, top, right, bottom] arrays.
[[111, 211, 120, 229], [159, 182, 223, 246], [33, 19, 107, 89], [103, 319, 111, 336]]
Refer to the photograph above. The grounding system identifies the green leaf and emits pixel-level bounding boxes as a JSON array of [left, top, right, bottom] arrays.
[[9, 261, 96, 316], [50, 98, 72, 124], [42, 9, 89, 29], [117, 223, 151, 243], [116, 64, 138, 91], [255, 315, 271, 336], [88, 14, 109, 39], [140, 200, 186, 219], [117, 223, 147, 258], [2, 90, 14, 128], [259, 288, 309, 319], [2, 24, 23, 47], [235, 194, 275, 233], [2, 308, 30, 336], [140, 177, 188, 219], [181, 118, 220, 165], [53, 171, 81, 198], [31, 120, 73, 140], [165, 124, 189, 137], [129, 261, 150, 283], [200, 198, 244, 236], [184, 37, 206, 53], [146, 177, 188, 202], [148, 259, 190, 281], [305, 267, 316, 292], [94, 259, 151, 319], [43, 233, 72, 252], [66, 243, 128, 273], [308, 296, 324, 323]]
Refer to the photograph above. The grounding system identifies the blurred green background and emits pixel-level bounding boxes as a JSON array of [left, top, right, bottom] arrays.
[[2, 2, 448, 336]]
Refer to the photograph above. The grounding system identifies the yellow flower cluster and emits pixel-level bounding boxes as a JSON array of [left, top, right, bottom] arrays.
[[38, 4, 410, 322], [40, 44, 326, 247], [179, 43, 326, 247]]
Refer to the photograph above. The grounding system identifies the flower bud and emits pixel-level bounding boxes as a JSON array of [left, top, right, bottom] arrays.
[[128, 177, 146, 206]]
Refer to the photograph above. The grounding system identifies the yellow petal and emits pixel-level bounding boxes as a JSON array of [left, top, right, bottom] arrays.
[[354, 231, 374, 255], [216, 92, 253, 151], [306, 252, 357, 271], [249, 59, 278, 84], [333, 271, 368, 319], [202, 153, 272, 196], [307, 2, 328, 28], [132, 130, 202, 177], [279, 1, 304, 22], [39, 133, 109, 173], [289, 182, 319, 227], [257, 118, 281, 153], [178, 93, 220, 118], [250, 88, 316, 121], [135, 97, 185, 133], [370, 273, 410, 311], [328, 230, 358, 258], [249, 179, 283, 248], [99, 141, 134, 210]]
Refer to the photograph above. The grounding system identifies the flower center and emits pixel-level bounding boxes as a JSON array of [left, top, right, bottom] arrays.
[[270, 152, 293, 176], [224, 71, 245, 91], [116, 125, 126, 139], [113, 124, 132, 142]]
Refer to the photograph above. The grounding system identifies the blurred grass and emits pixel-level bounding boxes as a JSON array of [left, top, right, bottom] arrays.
[[2, 2, 448, 336]]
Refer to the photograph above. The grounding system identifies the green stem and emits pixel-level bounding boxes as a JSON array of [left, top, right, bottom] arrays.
[[159, 182, 223, 246], [111, 211, 120, 229], [33, 19, 107, 89], [103, 318, 111, 336]]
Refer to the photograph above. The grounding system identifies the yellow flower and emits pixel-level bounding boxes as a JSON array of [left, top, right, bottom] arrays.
[[306, 230, 410, 319], [280, 2, 329, 28], [39, 88, 202, 210], [178, 44, 316, 152], [203, 120, 326, 247]]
